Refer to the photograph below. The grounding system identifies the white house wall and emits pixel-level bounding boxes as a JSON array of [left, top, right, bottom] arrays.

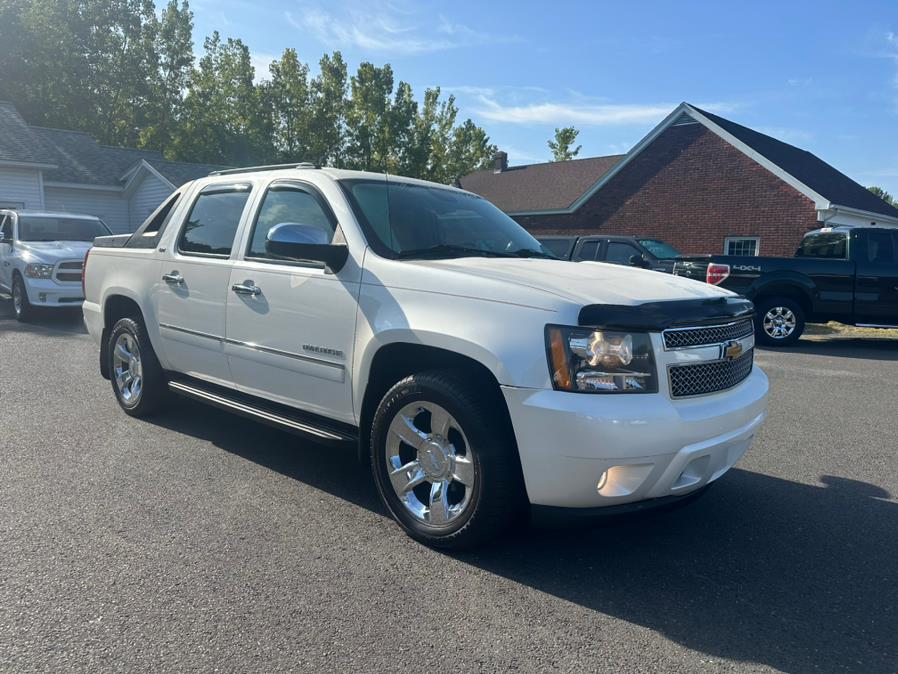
[[0, 167, 44, 209], [129, 173, 174, 231], [44, 186, 130, 233]]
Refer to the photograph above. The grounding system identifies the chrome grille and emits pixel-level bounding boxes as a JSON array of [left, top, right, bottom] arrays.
[[669, 350, 754, 398], [663, 319, 753, 349]]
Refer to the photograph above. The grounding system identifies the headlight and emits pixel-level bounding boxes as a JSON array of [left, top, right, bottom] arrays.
[[24, 263, 55, 279], [546, 325, 658, 393]]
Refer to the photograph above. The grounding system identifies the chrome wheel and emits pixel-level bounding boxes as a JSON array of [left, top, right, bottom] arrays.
[[113, 333, 143, 404], [12, 281, 23, 317], [762, 306, 797, 340], [385, 401, 476, 526]]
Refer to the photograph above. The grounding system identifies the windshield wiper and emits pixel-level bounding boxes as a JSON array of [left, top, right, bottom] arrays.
[[396, 244, 514, 260]]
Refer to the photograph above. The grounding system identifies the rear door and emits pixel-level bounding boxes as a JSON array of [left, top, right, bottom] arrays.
[[224, 179, 361, 424], [854, 230, 898, 326], [155, 182, 254, 386]]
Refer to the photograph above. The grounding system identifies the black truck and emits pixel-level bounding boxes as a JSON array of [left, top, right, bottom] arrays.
[[673, 227, 898, 346], [537, 235, 683, 273]]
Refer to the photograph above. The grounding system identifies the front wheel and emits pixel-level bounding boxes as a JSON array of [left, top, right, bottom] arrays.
[[754, 296, 805, 346], [370, 371, 526, 549], [11, 274, 33, 322]]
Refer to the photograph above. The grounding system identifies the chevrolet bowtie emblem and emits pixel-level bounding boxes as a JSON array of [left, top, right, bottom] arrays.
[[722, 340, 743, 361]]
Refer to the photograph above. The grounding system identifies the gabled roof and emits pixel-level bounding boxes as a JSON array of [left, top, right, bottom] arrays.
[[0, 100, 225, 188], [0, 101, 58, 166], [460, 102, 898, 222], [458, 155, 623, 213], [689, 105, 898, 219]]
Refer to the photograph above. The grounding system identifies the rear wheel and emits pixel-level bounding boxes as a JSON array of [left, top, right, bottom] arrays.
[[754, 296, 805, 346], [11, 274, 33, 322], [108, 317, 168, 417], [370, 371, 526, 549]]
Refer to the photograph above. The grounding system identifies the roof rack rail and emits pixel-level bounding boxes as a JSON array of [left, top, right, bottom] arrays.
[[209, 162, 319, 176]]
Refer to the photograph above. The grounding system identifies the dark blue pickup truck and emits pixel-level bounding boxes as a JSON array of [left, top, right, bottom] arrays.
[[673, 226, 898, 345]]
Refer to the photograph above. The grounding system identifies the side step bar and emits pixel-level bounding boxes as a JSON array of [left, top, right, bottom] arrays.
[[168, 380, 357, 446]]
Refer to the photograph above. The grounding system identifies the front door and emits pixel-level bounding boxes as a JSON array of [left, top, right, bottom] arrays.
[[155, 182, 254, 386], [854, 229, 898, 326], [225, 180, 361, 425]]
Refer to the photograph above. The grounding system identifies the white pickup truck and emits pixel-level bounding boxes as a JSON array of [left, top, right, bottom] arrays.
[[83, 164, 768, 548], [1, 210, 111, 320]]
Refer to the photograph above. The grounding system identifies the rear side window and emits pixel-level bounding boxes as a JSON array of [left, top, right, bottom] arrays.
[[246, 184, 336, 260], [798, 232, 847, 258], [863, 230, 898, 265], [126, 191, 181, 249], [178, 185, 251, 257]]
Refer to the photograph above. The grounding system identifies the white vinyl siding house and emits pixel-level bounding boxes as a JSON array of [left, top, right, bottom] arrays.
[[0, 166, 44, 209], [0, 101, 222, 232]]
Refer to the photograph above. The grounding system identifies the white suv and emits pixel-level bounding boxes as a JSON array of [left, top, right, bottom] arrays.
[[83, 164, 768, 549], [1, 210, 111, 321]]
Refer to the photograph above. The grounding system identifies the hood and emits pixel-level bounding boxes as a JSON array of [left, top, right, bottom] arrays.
[[415, 257, 732, 306], [16, 240, 92, 262]]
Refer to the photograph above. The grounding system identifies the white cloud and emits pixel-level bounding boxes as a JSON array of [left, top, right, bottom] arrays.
[[471, 97, 742, 127], [251, 52, 278, 83], [285, 3, 516, 55]]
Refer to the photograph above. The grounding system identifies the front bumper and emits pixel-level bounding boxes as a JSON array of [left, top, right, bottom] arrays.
[[501, 367, 768, 509], [21, 277, 83, 308]]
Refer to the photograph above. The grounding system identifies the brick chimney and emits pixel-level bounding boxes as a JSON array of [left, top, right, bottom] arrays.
[[493, 151, 508, 173]]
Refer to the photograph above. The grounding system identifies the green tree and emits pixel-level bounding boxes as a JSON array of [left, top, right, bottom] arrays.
[[345, 62, 395, 171], [307, 52, 348, 166], [867, 186, 895, 206], [548, 126, 582, 161], [263, 48, 312, 162]]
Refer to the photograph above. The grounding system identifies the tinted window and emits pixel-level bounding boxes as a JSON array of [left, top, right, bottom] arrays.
[[539, 238, 576, 258], [126, 192, 181, 249], [798, 232, 847, 259], [605, 242, 641, 265], [0, 215, 11, 240], [178, 187, 250, 257], [17, 216, 110, 242], [575, 240, 599, 261], [863, 230, 897, 264], [638, 238, 681, 259], [248, 185, 335, 259]]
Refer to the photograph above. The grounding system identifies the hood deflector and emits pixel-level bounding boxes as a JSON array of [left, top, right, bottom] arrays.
[[579, 296, 754, 331]]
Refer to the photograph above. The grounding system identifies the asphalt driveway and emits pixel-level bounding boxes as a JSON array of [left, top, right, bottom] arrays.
[[1, 304, 896, 672]]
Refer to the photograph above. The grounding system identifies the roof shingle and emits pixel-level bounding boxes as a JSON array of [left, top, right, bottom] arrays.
[[0, 101, 58, 166]]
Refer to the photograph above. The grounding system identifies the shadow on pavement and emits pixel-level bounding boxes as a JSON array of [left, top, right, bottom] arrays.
[[149, 398, 898, 672], [761, 335, 898, 361], [0, 299, 87, 335]]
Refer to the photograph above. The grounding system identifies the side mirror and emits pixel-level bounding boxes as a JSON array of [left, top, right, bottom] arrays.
[[628, 253, 649, 268], [265, 223, 349, 272]]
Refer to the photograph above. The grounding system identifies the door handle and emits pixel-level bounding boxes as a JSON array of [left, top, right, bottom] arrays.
[[231, 281, 261, 296], [162, 271, 184, 285]]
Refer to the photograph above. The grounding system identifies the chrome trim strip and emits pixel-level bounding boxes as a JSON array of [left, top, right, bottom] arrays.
[[159, 323, 223, 341], [168, 381, 346, 441], [223, 338, 344, 370]]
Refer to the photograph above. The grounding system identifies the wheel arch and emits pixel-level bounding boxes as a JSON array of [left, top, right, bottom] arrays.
[[357, 338, 515, 464], [748, 280, 813, 317], [99, 293, 146, 380]]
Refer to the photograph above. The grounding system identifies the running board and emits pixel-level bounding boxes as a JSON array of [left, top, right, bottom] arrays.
[[167, 379, 357, 446]]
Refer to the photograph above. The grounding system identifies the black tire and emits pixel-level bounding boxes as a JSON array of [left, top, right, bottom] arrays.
[[754, 296, 805, 346], [370, 371, 526, 550], [11, 273, 33, 322], [108, 316, 168, 417]]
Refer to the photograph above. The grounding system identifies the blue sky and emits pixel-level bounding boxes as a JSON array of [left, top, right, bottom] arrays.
[[187, 0, 898, 195]]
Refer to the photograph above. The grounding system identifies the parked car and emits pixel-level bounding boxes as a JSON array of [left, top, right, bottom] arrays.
[[83, 164, 768, 549], [0, 209, 111, 321], [537, 235, 683, 272], [672, 226, 898, 346]]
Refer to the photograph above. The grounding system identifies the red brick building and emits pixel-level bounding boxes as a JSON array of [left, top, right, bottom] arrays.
[[459, 103, 898, 257]]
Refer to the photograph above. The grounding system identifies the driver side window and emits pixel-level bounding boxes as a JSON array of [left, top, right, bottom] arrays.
[[247, 185, 336, 260]]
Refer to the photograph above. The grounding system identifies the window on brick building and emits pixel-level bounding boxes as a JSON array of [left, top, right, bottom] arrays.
[[725, 237, 760, 256]]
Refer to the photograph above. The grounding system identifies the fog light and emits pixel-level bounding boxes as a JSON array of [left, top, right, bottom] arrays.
[[38, 292, 47, 302], [596, 470, 608, 491]]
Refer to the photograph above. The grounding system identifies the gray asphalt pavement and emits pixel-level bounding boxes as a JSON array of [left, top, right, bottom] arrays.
[[1, 303, 897, 673]]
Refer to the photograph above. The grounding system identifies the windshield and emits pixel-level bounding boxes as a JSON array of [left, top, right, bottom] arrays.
[[637, 238, 682, 259], [17, 216, 111, 242], [341, 179, 555, 260]]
